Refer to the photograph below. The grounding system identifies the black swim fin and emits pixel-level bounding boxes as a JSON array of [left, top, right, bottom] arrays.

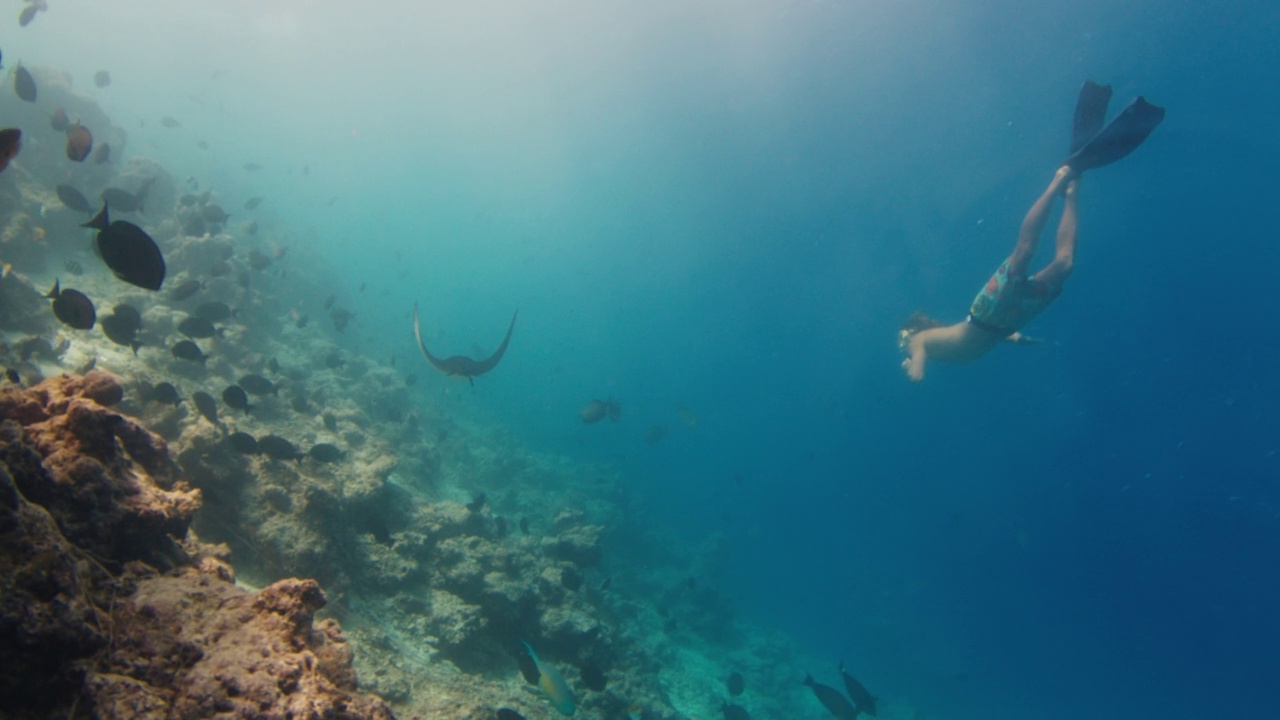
[[1070, 80, 1112, 155], [1066, 96, 1166, 172]]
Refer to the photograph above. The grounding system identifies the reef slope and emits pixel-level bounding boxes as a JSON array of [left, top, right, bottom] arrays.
[[0, 372, 392, 719]]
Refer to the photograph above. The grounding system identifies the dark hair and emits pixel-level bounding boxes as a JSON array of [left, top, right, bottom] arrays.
[[900, 310, 942, 334]]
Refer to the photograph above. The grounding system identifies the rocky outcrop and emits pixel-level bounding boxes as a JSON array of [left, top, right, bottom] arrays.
[[0, 373, 393, 719]]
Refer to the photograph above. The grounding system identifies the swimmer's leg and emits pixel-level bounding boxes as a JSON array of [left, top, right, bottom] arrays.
[[1008, 166, 1075, 278], [1034, 176, 1079, 288]]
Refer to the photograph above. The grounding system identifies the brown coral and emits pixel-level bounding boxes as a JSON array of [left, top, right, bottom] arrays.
[[0, 374, 393, 719]]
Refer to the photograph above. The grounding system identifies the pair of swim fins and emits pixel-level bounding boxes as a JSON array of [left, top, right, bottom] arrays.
[[1066, 80, 1165, 172]]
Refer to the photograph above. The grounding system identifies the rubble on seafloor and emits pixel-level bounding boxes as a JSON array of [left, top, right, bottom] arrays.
[[0, 372, 394, 719]]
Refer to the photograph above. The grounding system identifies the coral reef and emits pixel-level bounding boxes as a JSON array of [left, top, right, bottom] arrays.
[[0, 373, 391, 719]]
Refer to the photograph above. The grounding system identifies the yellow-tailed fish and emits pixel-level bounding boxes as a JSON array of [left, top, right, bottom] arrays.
[[522, 640, 576, 716], [2, 262, 11, 278]]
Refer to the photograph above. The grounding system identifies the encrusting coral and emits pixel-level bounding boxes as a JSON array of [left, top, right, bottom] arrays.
[[0, 372, 392, 719]]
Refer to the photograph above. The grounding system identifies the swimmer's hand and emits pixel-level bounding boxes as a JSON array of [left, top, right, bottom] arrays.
[[1006, 332, 1044, 345]]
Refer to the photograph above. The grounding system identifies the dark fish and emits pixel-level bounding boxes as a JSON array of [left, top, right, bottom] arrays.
[[323, 412, 338, 432], [178, 315, 219, 339], [258, 434, 302, 462], [238, 374, 277, 396], [227, 431, 259, 454], [467, 492, 487, 513], [192, 391, 219, 425], [56, 185, 93, 214], [110, 303, 142, 331], [50, 107, 70, 131], [496, 709, 526, 720], [160, 116, 182, 129], [101, 188, 142, 213], [722, 701, 752, 720], [201, 204, 230, 223], [645, 425, 668, 445], [18, 3, 38, 26], [839, 662, 877, 717], [0, 128, 21, 173], [101, 309, 142, 354], [222, 385, 251, 414], [46, 280, 95, 330], [289, 395, 312, 413], [243, 162, 262, 171], [330, 308, 353, 332], [5, 368, 19, 384], [93, 70, 111, 88], [171, 340, 206, 364], [580, 398, 622, 424], [324, 351, 343, 369], [293, 313, 308, 329], [267, 357, 280, 374], [83, 204, 166, 291], [169, 279, 204, 301], [194, 301, 234, 322], [179, 193, 199, 207], [308, 443, 344, 463], [412, 304, 517, 386], [248, 250, 271, 270], [14, 64, 36, 102], [65, 123, 93, 162], [244, 196, 263, 210], [803, 674, 858, 720], [92, 142, 111, 164], [183, 216, 207, 236], [148, 382, 182, 406], [727, 671, 745, 697], [323, 294, 336, 310]]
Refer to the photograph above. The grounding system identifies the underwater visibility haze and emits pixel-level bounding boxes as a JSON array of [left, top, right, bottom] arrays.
[[2, 1, 1280, 719]]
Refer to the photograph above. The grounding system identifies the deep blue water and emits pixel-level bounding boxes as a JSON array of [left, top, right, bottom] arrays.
[[13, 1, 1280, 718]]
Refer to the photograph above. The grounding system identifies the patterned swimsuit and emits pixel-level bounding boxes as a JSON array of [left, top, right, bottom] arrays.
[[967, 258, 1061, 335]]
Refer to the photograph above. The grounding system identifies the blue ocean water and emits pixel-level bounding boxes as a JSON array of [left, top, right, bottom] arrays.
[[11, 1, 1280, 718]]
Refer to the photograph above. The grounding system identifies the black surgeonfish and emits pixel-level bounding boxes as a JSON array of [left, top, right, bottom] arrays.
[[258, 435, 302, 462], [839, 662, 877, 716], [46, 280, 95, 330], [227, 431, 259, 454], [168, 279, 204, 301], [56, 184, 93, 214], [412, 302, 516, 386], [727, 671, 745, 697], [803, 674, 858, 720], [148, 382, 182, 406], [83, 204, 166, 291], [192, 391, 219, 425], [14, 64, 36, 102], [222, 385, 251, 415], [171, 340, 207, 364]]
